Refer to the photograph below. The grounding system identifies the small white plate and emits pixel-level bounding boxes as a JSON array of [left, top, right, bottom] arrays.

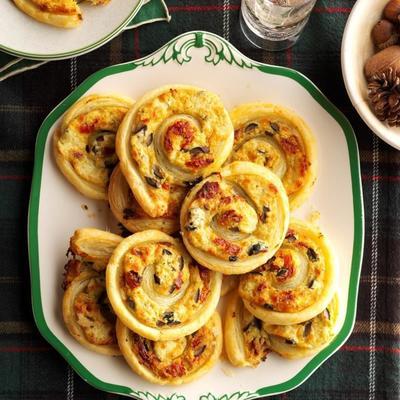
[[342, 0, 400, 150], [0, 0, 142, 60], [29, 31, 364, 399]]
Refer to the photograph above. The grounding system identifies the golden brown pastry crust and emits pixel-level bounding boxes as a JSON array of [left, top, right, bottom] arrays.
[[106, 230, 222, 341], [230, 103, 317, 209], [264, 295, 339, 359], [53, 94, 133, 200], [116, 312, 222, 385], [116, 85, 234, 218], [224, 291, 270, 367], [62, 228, 123, 355], [13, 0, 82, 28], [239, 219, 337, 325], [108, 165, 184, 234], [180, 161, 290, 274]]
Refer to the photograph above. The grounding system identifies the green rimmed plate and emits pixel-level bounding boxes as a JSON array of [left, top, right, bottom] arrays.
[[0, 0, 143, 60], [28, 31, 364, 399]]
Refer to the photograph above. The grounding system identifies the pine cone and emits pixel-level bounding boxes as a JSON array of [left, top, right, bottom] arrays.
[[368, 67, 400, 126]]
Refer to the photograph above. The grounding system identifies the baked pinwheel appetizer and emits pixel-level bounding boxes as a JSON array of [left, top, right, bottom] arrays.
[[116, 312, 222, 385], [116, 85, 234, 218], [221, 275, 238, 297], [230, 103, 316, 209], [224, 292, 270, 367], [54, 94, 133, 200], [62, 228, 122, 355], [264, 295, 339, 359], [108, 165, 186, 234], [180, 161, 290, 275], [12, 0, 110, 28], [239, 220, 337, 325], [106, 230, 222, 341]]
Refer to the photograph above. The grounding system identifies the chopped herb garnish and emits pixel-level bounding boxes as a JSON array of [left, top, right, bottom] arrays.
[[263, 303, 274, 310], [145, 176, 160, 188], [154, 274, 161, 285], [162, 248, 172, 256], [229, 255, 237, 262], [307, 248, 319, 262], [260, 205, 270, 223], [285, 338, 296, 345], [270, 122, 280, 133], [183, 176, 202, 188], [245, 122, 258, 133], [247, 242, 267, 256], [146, 133, 153, 146]]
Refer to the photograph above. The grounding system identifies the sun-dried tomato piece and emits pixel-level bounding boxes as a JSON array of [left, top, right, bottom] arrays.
[[164, 120, 195, 151], [196, 181, 220, 200], [185, 157, 213, 169], [213, 237, 241, 256], [124, 271, 142, 289], [217, 210, 242, 227]]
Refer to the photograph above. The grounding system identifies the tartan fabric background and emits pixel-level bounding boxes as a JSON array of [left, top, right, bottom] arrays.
[[0, 0, 399, 399]]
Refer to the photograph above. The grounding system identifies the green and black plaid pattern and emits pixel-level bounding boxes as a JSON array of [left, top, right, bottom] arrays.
[[0, 0, 399, 399]]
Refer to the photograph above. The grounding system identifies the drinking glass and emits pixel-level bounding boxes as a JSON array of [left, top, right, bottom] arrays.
[[240, 0, 317, 51]]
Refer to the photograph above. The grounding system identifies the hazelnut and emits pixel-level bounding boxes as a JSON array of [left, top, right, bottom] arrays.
[[365, 45, 400, 80], [384, 0, 400, 23], [372, 19, 399, 49]]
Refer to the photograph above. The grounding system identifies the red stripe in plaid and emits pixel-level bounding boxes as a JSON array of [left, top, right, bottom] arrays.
[[362, 175, 400, 182], [341, 345, 400, 354], [314, 7, 352, 14], [0, 346, 51, 352], [169, 5, 240, 12]]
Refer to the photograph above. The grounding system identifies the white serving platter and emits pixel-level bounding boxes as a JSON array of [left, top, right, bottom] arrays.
[[28, 31, 364, 399]]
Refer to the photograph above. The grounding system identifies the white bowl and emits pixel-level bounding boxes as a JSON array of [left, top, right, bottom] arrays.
[[342, 0, 400, 150]]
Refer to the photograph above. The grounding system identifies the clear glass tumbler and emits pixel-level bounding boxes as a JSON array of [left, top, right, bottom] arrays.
[[240, 0, 317, 51]]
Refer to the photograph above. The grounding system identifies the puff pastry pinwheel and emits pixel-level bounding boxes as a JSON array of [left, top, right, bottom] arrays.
[[108, 165, 185, 234], [239, 220, 337, 325], [180, 161, 290, 275], [62, 228, 122, 355], [264, 294, 339, 359], [12, 0, 111, 29], [106, 230, 222, 341], [54, 94, 133, 200], [224, 292, 270, 367], [116, 312, 222, 385], [230, 103, 316, 209], [116, 85, 234, 218]]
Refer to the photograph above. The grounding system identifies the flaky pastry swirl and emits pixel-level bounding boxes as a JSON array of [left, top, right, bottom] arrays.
[[239, 220, 337, 325], [106, 230, 222, 340], [230, 103, 316, 209], [116, 312, 222, 385], [116, 85, 234, 217], [180, 161, 290, 274], [54, 94, 133, 200], [62, 228, 122, 355]]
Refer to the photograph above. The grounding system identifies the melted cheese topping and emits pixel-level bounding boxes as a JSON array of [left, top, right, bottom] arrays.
[[57, 106, 128, 190], [183, 174, 284, 261], [264, 296, 337, 349], [126, 87, 232, 214], [131, 320, 216, 379], [239, 225, 326, 313], [121, 241, 211, 328], [73, 276, 117, 346], [233, 116, 311, 199]]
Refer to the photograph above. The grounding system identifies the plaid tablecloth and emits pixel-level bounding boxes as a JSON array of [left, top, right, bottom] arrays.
[[0, 0, 399, 399]]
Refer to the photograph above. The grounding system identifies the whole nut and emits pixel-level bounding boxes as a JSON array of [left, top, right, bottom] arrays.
[[384, 0, 400, 23], [364, 45, 400, 80], [372, 19, 399, 49]]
